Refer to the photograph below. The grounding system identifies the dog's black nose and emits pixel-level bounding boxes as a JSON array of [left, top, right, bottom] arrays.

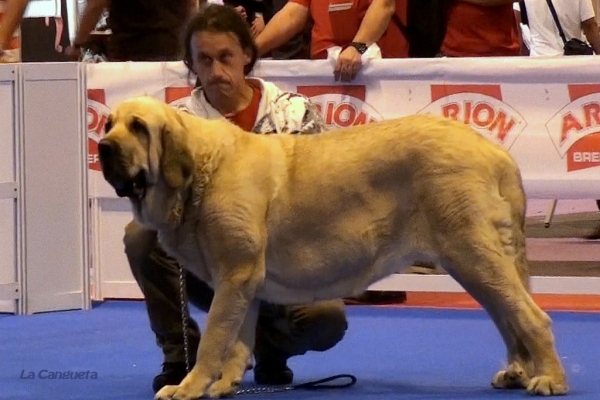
[[98, 139, 118, 164], [98, 139, 129, 197]]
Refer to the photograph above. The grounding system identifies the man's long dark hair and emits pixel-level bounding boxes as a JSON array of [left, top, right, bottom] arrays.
[[182, 3, 259, 86]]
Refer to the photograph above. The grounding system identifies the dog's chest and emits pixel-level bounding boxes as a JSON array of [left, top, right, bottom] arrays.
[[157, 226, 213, 285]]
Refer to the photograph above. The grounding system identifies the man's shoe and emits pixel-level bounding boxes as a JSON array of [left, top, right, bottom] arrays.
[[152, 362, 188, 393], [585, 223, 600, 240], [344, 290, 407, 305], [253, 360, 293, 385]]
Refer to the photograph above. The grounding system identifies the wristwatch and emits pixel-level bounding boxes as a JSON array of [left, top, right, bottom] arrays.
[[349, 42, 368, 54]]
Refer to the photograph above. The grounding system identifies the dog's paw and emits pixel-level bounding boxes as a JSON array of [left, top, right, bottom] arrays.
[[154, 385, 181, 400], [526, 375, 568, 396], [491, 363, 529, 390], [207, 377, 240, 398], [155, 382, 207, 400], [492, 370, 524, 390]]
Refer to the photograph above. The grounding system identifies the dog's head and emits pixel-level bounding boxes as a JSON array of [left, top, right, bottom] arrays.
[[98, 96, 194, 229]]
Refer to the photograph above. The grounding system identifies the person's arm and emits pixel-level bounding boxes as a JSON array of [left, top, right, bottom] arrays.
[[71, 0, 108, 47], [0, 0, 29, 50], [251, 13, 265, 38], [190, 0, 200, 14], [349, 0, 395, 47], [333, 0, 394, 82], [582, 17, 600, 54], [254, 2, 309, 57], [513, 4, 529, 55]]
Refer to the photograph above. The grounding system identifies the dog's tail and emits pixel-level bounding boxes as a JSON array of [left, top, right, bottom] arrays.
[[498, 159, 531, 292]]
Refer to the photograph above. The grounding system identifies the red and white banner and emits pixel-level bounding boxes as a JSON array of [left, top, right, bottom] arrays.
[[86, 57, 600, 199]]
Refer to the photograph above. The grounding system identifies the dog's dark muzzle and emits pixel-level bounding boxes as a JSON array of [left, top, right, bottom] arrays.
[[98, 139, 147, 199]]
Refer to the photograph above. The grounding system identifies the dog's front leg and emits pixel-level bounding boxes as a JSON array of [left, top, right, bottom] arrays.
[[155, 262, 263, 400], [206, 298, 260, 398]]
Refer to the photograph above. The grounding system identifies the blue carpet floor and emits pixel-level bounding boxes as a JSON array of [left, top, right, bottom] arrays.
[[1, 301, 598, 400]]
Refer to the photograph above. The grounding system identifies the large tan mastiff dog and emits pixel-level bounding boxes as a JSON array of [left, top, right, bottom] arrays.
[[98, 96, 567, 399]]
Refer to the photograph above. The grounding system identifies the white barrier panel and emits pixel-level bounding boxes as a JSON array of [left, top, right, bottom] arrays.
[[0, 64, 20, 312], [21, 63, 90, 313], [86, 58, 600, 299], [88, 57, 600, 200]]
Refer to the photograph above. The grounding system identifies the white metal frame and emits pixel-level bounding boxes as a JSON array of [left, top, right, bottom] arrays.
[[370, 274, 600, 295], [15, 63, 26, 314], [88, 197, 103, 300], [0, 64, 23, 312], [16, 62, 91, 314], [79, 62, 92, 312]]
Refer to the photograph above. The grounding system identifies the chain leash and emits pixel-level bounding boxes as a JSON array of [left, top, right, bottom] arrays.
[[178, 265, 191, 374], [177, 266, 357, 395]]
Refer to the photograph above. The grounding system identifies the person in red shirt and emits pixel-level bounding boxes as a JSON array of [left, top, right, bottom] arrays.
[[255, 0, 408, 82], [0, 0, 27, 61], [441, 0, 521, 57]]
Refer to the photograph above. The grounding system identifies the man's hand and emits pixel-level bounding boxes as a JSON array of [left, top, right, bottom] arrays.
[[0, 46, 19, 63], [234, 6, 247, 21], [251, 15, 265, 38], [334, 46, 363, 82], [0, 0, 31, 54]]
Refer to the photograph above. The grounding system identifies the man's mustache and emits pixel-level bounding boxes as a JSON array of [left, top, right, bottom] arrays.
[[208, 79, 229, 86]]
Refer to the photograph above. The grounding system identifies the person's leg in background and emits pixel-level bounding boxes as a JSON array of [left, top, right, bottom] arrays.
[[585, 200, 600, 239], [123, 220, 203, 393], [124, 219, 348, 390], [253, 300, 348, 384], [179, 282, 349, 386]]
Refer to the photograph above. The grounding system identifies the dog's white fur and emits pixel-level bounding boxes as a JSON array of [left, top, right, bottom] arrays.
[[99, 96, 567, 399]]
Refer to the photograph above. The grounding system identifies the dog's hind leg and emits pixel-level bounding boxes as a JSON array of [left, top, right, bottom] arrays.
[[488, 179, 537, 391], [437, 207, 567, 396], [442, 181, 535, 391], [441, 252, 535, 390], [443, 268, 536, 390]]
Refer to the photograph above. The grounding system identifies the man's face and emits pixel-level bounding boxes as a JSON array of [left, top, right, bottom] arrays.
[[190, 31, 251, 97]]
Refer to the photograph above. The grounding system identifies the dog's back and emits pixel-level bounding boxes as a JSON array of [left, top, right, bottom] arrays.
[[282, 113, 515, 181]]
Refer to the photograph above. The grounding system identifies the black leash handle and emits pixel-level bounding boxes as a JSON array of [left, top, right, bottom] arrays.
[[292, 374, 357, 390], [235, 374, 357, 395]]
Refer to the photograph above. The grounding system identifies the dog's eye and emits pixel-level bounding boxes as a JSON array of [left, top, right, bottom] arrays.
[[130, 117, 149, 137], [104, 117, 113, 134]]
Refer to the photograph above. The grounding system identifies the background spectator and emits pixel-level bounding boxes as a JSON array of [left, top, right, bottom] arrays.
[[0, 0, 23, 61], [255, 0, 408, 82], [68, 0, 197, 61], [394, 0, 452, 58], [262, 0, 311, 59], [519, 0, 600, 56], [514, 2, 532, 55], [440, 0, 521, 57], [222, 0, 266, 36]]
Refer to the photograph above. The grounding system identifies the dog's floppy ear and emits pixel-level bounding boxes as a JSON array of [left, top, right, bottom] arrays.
[[160, 111, 194, 190]]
